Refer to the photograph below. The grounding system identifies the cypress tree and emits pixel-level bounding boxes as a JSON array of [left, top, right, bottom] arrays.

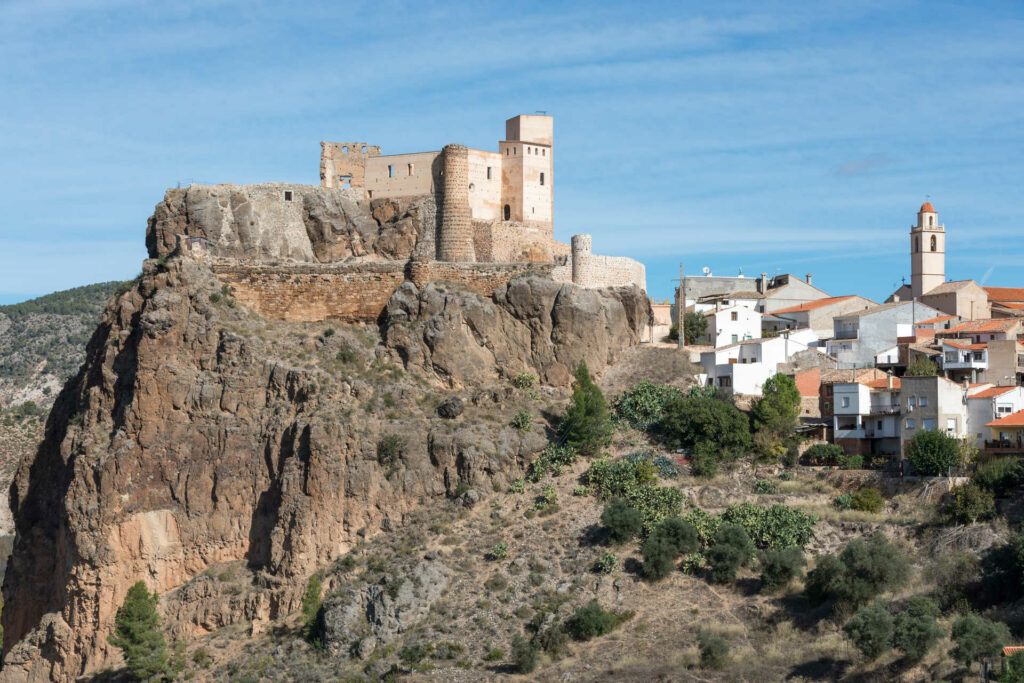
[[108, 581, 172, 681], [559, 360, 613, 456]]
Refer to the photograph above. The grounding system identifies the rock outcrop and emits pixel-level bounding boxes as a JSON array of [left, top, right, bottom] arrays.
[[146, 184, 431, 264], [1, 255, 644, 681], [383, 275, 649, 386]]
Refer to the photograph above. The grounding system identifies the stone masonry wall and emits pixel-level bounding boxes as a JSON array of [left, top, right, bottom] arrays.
[[410, 261, 553, 297], [438, 145, 475, 262]]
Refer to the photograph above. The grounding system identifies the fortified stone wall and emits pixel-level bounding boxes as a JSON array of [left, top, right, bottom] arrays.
[[559, 233, 646, 292], [212, 260, 553, 324], [320, 142, 382, 189], [473, 220, 567, 263]]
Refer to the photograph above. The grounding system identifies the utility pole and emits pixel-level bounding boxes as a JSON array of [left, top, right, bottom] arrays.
[[674, 263, 685, 349]]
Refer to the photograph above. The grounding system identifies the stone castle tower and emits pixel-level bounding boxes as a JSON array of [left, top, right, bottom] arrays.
[[910, 201, 945, 298]]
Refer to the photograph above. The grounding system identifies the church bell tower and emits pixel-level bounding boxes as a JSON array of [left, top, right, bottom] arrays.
[[910, 202, 945, 298]]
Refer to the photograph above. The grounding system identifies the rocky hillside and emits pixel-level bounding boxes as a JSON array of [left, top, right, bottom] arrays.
[[0, 254, 648, 681], [0, 281, 127, 408]]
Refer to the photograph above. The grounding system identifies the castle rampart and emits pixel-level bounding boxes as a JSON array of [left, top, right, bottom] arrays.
[[320, 142, 382, 190], [438, 144, 475, 262]]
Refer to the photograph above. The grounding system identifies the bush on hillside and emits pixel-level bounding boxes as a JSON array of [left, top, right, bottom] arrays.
[[511, 635, 539, 673], [752, 373, 801, 438], [614, 381, 682, 431], [683, 311, 708, 344], [906, 356, 939, 376], [601, 498, 643, 544], [642, 517, 699, 581], [892, 596, 943, 662], [950, 613, 1010, 666], [946, 482, 996, 524], [528, 444, 577, 482], [974, 457, 1024, 496], [564, 600, 631, 641], [720, 502, 817, 550], [850, 487, 884, 514], [689, 444, 719, 478], [805, 533, 909, 608], [706, 523, 754, 584], [803, 443, 844, 466], [906, 429, 960, 476], [844, 601, 894, 659], [980, 532, 1024, 605], [759, 547, 805, 593], [660, 394, 752, 456], [585, 457, 684, 534], [559, 361, 614, 456], [698, 631, 730, 669]]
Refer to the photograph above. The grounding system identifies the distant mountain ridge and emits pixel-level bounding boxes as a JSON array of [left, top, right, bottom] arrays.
[[0, 280, 128, 407]]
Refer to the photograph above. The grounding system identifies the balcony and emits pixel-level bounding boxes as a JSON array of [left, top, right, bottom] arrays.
[[943, 358, 987, 370]]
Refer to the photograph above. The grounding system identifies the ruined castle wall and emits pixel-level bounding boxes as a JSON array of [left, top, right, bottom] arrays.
[[573, 253, 646, 291], [467, 149, 503, 221], [364, 152, 440, 200], [438, 145, 475, 262], [410, 261, 554, 297], [320, 142, 381, 189]]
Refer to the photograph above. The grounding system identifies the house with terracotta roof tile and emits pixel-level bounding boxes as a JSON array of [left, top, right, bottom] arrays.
[[967, 385, 1024, 448], [986, 409, 1024, 450], [831, 373, 902, 456], [985, 287, 1024, 318], [826, 301, 943, 368], [899, 375, 971, 458], [764, 295, 875, 338]]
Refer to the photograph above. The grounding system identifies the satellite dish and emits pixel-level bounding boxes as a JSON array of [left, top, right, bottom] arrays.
[[702, 267, 711, 275]]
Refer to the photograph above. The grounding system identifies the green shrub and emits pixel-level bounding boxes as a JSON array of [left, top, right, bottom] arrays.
[[706, 523, 754, 584], [838, 453, 864, 470], [399, 642, 433, 665], [595, 551, 619, 574], [946, 482, 996, 524], [535, 484, 557, 512], [753, 479, 778, 495], [689, 445, 719, 478], [892, 596, 942, 662], [586, 458, 684, 534], [752, 373, 801, 438], [906, 356, 938, 376], [558, 361, 614, 456], [335, 346, 356, 363], [564, 600, 631, 640], [950, 613, 1010, 666], [660, 394, 752, 456], [803, 443, 844, 466], [511, 372, 537, 390], [906, 429, 961, 476], [759, 547, 805, 593], [614, 381, 683, 430], [655, 517, 700, 556], [683, 310, 708, 344], [832, 493, 853, 510], [300, 572, 323, 643], [601, 497, 643, 544], [511, 410, 533, 434], [682, 507, 721, 547], [844, 601, 894, 659], [482, 647, 504, 661], [509, 478, 525, 494], [642, 532, 678, 581], [1001, 651, 1024, 682], [651, 454, 680, 478], [720, 502, 817, 550], [698, 631, 730, 669], [974, 457, 1024, 496], [107, 582, 175, 682], [511, 635, 539, 673], [850, 487, 884, 514], [491, 542, 509, 560], [376, 434, 406, 467], [528, 444, 577, 482], [805, 533, 909, 608]]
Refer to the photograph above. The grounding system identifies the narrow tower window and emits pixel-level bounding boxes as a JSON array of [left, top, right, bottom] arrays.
[[929, 216, 934, 226], [388, 165, 394, 178], [408, 163, 414, 176], [487, 166, 492, 180], [503, 204, 511, 221], [342, 146, 348, 154], [540, 172, 545, 186], [284, 190, 293, 201], [930, 235, 937, 251]]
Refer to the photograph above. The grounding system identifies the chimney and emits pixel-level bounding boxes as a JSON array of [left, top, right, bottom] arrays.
[[887, 373, 894, 390], [758, 272, 768, 294], [963, 379, 970, 394], [806, 273, 813, 286]]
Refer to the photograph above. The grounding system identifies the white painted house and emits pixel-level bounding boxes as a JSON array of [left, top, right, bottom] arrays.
[[967, 385, 1024, 448], [700, 336, 813, 395], [832, 376, 902, 456], [701, 306, 762, 348]]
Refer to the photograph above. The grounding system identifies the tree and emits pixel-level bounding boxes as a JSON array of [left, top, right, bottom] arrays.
[[946, 482, 996, 524], [804, 534, 909, 608], [759, 547, 805, 593], [1001, 650, 1024, 682], [844, 601, 894, 659], [698, 631, 730, 669], [601, 497, 643, 544], [893, 596, 943, 662], [511, 635, 539, 673], [906, 429, 961, 476], [108, 581, 173, 682], [660, 395, 752, 456], [642, 517, 699, 581], [950, 613, 1010, 667], [752, 373, 801, 437], [683, 310, 708, 344], [559, 361, 614, 456], [906, 356, 939, 376], [706, 523, 754, 584]]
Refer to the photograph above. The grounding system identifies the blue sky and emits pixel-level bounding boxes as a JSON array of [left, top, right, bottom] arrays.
[[1, 0, 1022, 304]]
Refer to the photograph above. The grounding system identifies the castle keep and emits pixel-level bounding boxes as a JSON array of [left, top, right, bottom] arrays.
[[154, 115, 645, 324]]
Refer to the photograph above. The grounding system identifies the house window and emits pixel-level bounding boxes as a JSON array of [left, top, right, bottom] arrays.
[[503, 204, 511, 221], [487, 167, 492, 180], [877, 420, 883, 430], [388, 165, 394, 178], [408, 163, 414, 176], [908, 396, 916, 407], [841, 397, 850, 408], [283, 190, 293, 201], [946, 418, 956, 432], [731, 334, 738, 343], [919, 396, 928, 407], [998, 405, 1012, 414], [945, 352, 957, 362], [540, 172, 545, 186], [906, 418, 916, 429], [923, 418, 935, 431], [731, 311, 738, 321], [506, 149, 510, 156]]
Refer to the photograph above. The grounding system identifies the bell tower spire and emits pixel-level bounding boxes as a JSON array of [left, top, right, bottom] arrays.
[[910, 201, 945, 298]]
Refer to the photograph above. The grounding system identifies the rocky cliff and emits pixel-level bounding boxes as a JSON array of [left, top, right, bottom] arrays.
[[0, 253, 647, 681]]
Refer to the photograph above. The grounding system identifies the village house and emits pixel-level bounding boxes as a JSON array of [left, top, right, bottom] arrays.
[[764, 295, 876, 338], [986, 410, 1024, 451], [899, 375, 971, 457], [985, 287, 1024, 318], [826, 301, 943, 368], [700, 305, 762, 347], [699, 335, 818, 395], [832, 375, 902, 457], [967, 385, 1024, 449]]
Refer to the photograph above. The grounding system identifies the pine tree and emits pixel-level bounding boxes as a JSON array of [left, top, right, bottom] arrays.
[[559, 360, 613, 456], [108, 581, 172, 681]]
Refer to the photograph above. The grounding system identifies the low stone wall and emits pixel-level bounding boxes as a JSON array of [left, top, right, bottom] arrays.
[[213, 260, 555, 323], [574, 252, 646, 291]]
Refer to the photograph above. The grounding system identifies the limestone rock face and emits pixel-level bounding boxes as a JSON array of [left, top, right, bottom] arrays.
[[145, 184, 429, 263], [383, 275, 649, 386]]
